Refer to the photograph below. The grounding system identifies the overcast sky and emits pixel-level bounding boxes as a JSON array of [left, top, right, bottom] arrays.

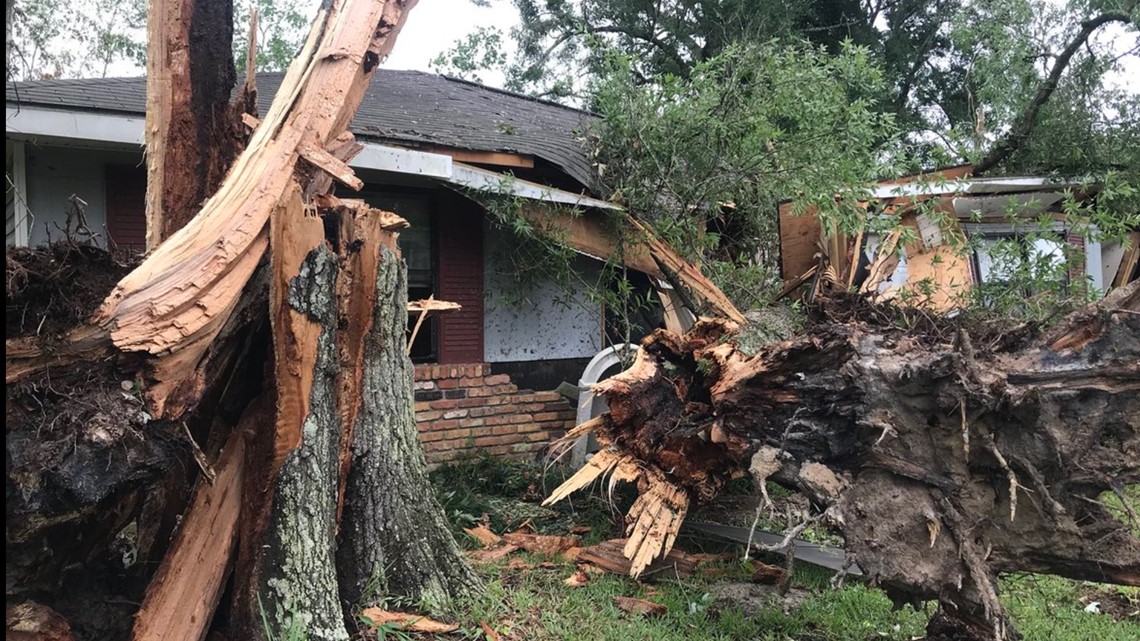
[[382, 0, 515, 81]]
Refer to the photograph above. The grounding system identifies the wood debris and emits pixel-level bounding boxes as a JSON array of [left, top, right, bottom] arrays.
[[563, 569, 591, 588], [464, 525, 502, 548], [577, 539, 697, 580], [6, 601, 74, 641], [467, 544, 520, 564], [360, 608, 459, 633], [500, 532, 581, 559], [612, 596, 667, 617]]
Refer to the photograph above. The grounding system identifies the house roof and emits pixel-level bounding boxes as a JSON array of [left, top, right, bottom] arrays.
[[5, 70, 598, 189]]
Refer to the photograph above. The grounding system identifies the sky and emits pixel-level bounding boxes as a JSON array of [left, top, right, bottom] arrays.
[[382, 0, 516, 84]]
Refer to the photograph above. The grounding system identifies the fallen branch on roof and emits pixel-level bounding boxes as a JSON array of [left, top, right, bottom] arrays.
[[546, 283, 1140, 640]]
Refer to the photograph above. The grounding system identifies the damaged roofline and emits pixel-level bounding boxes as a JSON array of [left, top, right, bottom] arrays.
[[4, 105, 616, 211]]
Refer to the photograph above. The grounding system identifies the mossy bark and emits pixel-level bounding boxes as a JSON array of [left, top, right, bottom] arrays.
[[258, 247, 350, 641], [338, 246, 482, 612]]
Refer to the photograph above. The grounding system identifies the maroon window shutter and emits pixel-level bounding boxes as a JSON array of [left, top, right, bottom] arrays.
[[105, 165, 148, 253], [436, 193, 484, 364]]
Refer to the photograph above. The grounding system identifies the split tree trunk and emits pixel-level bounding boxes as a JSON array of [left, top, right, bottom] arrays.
[[548, 284, 1140, 640], [144, 0, 242, 249], [8, 2, 482, 640], [337, 243, 482, 611]]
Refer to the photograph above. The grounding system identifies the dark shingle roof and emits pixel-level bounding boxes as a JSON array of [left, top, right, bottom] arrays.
[[6, 70, 598, 189]]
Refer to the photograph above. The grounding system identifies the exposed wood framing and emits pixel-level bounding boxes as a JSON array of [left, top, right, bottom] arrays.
[[421, 146, 535, 168]]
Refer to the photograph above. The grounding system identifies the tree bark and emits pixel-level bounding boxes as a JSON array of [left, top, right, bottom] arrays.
[[547, 284, 1140, 640], [338, 243, 483, 612]]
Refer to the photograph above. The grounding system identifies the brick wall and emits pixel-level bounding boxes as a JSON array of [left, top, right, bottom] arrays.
[[413, 363, 577, 465]]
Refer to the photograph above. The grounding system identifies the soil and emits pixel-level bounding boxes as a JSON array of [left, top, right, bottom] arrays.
[[5, 242, 136, 339]]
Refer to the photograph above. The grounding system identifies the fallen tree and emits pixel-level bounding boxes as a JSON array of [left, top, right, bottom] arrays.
[[547, 284, 1140, 640]]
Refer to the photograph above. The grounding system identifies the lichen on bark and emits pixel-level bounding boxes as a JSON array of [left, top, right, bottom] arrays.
[[260, 247, 350, 641], [338, 246, 482, 613]]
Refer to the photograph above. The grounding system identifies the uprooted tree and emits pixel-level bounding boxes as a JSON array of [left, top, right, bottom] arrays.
[[545, 284, 1139, 639], [5, 1, 1138, 641], [7, 1, 481, 640]]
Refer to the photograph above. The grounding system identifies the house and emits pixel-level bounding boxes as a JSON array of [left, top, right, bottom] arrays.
[[778, 165, 1139, 310], [5, 70, 680, 464]]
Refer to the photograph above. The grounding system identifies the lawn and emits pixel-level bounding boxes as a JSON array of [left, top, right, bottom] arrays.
[[415, 456, 1139, 641]]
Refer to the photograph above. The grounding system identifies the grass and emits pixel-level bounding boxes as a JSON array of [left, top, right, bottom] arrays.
[[429, 456, 1138, 641]]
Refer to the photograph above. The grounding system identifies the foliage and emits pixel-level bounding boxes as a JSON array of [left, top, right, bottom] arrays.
[[587, 42, 899, 308], [430, 26, 509, 83], [6, 0, 314, 80], [8, 0, 146, 80], [234, 0, 317, 73]]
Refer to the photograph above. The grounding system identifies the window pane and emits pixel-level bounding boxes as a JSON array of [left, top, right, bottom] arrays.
[[360, 193, 433, 288]]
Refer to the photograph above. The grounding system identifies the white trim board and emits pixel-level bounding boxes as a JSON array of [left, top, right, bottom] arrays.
[[5, 106, 611, 211]]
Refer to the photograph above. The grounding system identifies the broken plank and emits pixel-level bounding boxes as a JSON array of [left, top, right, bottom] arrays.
[[299, 137, 364, 190], [578, 539, 697, 580]]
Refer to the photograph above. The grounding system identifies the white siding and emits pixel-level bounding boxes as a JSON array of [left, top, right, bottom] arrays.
[[483, 220, 604, 362], [23, 145, 143, 247]]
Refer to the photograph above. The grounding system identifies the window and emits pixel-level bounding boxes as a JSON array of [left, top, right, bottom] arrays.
[[360, 191, 436, 362]]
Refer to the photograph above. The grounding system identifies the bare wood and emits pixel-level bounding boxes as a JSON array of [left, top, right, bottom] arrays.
[[94, 0, 420, 418], [1114, 230, 1140, 289], [131, 418, 248, 641], [577, 539, 696, 580], [629, 218, 747, 324], [407, 298, 462, 314], [144, 0, 240, 250], [773, 265, 818, 302], [420, 146, 535, 168], [299, 137, 365, 190]]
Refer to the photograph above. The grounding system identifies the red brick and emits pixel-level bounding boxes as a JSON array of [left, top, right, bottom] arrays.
[[456, 398, 484, 408], [437, 378, 459, 389], [414, 401, 432, 412], [485, 416, 512, 426], [484, 374, 511, 386], [458, 418, 484, 429], [474, 435, 514, 447], [467, 387, 492, 398], [424, 438, 464, 452], [509, 414, 534, 425], [459, 377, 483, 387], [527, 431, 551, 443], [533, 412, 561, 422], [442, 409, 468, 420], [491, 425, 518, 436], [433, 419, 460, 430], [415, 410, 443, 422], [430, 399, 460, 410], [542, 402, 570, 412]]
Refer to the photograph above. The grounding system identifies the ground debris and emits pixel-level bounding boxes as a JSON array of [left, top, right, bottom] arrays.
[[359, 608, 458, 633], [612, 596, 667, 617]]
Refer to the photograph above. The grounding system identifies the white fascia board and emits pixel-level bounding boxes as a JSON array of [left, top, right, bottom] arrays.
[[352, 142, 452, 179], [868, 177, 1081, 199], [5, 107, 612, 212], [450, 161, 621, 210], [6, 105, 145, 146]]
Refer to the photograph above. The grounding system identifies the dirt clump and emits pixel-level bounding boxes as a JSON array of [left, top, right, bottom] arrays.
[[6, 242, 136, 339]]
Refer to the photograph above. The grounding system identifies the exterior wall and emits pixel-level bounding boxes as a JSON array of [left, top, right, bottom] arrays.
[[413, 363, 577, 465], [483, 220, 604, 363], [24, 145, 143, 247]]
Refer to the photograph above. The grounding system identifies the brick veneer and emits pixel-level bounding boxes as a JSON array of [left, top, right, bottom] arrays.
[[413, 363, 577, 465]]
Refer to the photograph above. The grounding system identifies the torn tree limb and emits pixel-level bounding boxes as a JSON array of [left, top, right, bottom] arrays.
[[547, 283, 1140, 638], [90, 0, 419, 419]]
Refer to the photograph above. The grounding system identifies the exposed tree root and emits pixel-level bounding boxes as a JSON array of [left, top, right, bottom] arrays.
[[548, 283, 1140, 639]]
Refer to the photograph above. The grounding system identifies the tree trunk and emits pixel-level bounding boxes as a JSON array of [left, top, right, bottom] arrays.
[[547, 284, 1140, 640], [7, 2, 483, 640], [338, 243, 482, 612], [144, 0, 241, 249]]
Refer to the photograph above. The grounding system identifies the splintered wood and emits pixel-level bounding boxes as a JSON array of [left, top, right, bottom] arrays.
[[543, 443, 689, 578]]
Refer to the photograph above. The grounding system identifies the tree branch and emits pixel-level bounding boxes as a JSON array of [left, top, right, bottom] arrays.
[[974, 6, 1138, 174]]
